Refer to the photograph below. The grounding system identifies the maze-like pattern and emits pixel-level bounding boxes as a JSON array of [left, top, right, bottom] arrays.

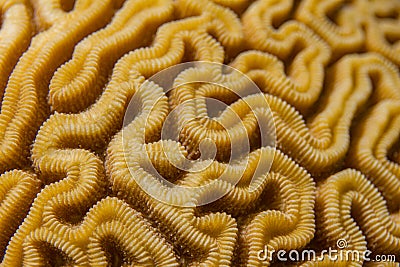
[[0, 0, 400, 266]]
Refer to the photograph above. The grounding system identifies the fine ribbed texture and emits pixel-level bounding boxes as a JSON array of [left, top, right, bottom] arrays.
[[0, 0, 400, 266]]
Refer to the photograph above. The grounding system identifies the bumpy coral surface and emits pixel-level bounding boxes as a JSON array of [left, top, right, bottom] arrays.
[[0, 0, 400, 266]]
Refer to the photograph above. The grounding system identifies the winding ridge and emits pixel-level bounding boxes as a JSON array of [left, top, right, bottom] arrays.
[[0, 0, 399, 265]]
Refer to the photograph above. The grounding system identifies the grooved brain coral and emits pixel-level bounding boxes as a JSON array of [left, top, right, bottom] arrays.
[[0, 0, 400, 266]]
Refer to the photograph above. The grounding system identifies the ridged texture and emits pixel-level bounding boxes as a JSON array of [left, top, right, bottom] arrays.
[[3, 148, 107, 265], [49, 0, 174, 113], [106, 62, 314, 266], [106, 81, 239, 266], [0, 0, 117, 173], [0, 0, 400, 265], [19, 197, 178, 266], [265, 53, 400, 175], [0, 0, 33, 105], [348, 100, 400, 211], [364, 0, 400, 66], [242, 0, 331, 113], [296, 0, 366, 58], [0, 170, 40, 260], [297, 0, 400, 64], [308, 169, 400, 266], [168, 66, 274, 161], [238, 149, 315, 266]]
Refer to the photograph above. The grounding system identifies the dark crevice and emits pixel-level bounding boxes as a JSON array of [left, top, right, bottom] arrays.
[[374, 9, 399, 20], [385, 32, 400, 45], [326, 0, 353, 25], [60, 0, 75, 12], [283, 41, 306, 77], [38, 243, 74, 266], [271, 0, 301, 29], [102, 240, 130, 267]]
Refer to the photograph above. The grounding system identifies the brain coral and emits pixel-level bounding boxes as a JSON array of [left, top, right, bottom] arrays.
[[0, 0, 400, 266]]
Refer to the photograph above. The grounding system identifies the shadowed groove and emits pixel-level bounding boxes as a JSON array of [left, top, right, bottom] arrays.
[[301, 169, 400, 266], [107, 81, 239, 266], [0, 0, 117, 173], [0, 0, 33, 108], [49, 0, 174, 113], [236, 150, 315, 266], [2, 149, 107, 265], [261, 53, 400, 175], [364, 0, 400, 65], [107, 62, 315, 267], [22, 228, 87, 266], [242, 0, 331, 113], [17, 197, 179, 266], [87, 198, 179, 267], [0, 0, 400, 264], [0, 170, 41, 261], [295, 0, 366, 58], [6, 0, 242, 265], [348, 100, 400, 211]]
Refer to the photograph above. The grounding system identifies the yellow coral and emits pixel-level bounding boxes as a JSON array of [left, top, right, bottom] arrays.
[[49, 0, 174, 113], [0, 0, 117, 173], [364, 0, 400, 65], [296, 0, 366, 58], [314, 169, 400, 265], [0, 0, 33, 104], [0, 0, 400, 265], [0, 170, 40, 260], [242, 0, 331, 112], [348, 100, 400, 210]]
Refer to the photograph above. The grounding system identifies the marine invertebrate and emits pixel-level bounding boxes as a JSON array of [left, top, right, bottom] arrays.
[[364, 0, 400, 65], [106, 80, 240, 265], [3, 148, 107, 265], [49, 0, 174, 113], [266, 53, 400, 175], [348, 100, 400, 210], [0, 170, 40, 260], [87, 197, 179, 266], [17, 197, 179, 266], [0, 0, 33, 104], [311, 169, 400, 266], [106, 63, 314, 266], [0, 0, 400, 265], [242, 0, 331, 112], [237, 149, 315, 266], [295, 0, 366, 57], [0, 0, 117, 173]]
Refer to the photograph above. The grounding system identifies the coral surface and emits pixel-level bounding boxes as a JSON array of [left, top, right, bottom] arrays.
[[0, 0, 400, 266]]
